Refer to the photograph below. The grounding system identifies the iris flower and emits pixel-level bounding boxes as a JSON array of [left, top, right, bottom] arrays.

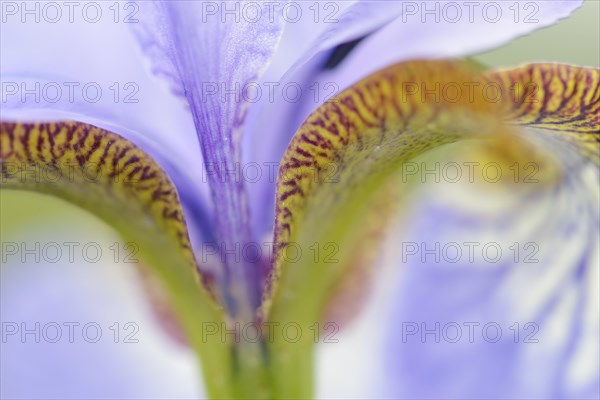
[[1, 1, 598, 398]]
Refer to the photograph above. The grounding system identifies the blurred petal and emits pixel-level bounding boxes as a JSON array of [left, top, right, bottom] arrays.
[[132, 1, 287, 313], [381, 150, 599, 399], [0, 198, 204, 399]]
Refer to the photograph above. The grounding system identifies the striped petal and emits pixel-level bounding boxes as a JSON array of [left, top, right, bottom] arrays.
[[262, 60, 599, 398], [245, 0, 584, 239], [320, 66, 599, 398], [0, 121, 236, 398], [488, 64, 599, 162], [0, 5, 215, 269]]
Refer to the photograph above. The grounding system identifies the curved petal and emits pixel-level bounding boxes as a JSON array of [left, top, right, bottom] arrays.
[[264, 60, 598, 398], [262, 60, 533, 397], [321, 0, 585, 93], [246, 0, 420, 236], [267, 1, 397, 80], [0, 5, 214, 261], [488, 63, 599, 162], [132, 1, 287, 314], [0, 121, 236, 398], [245, 0, 584, 237]]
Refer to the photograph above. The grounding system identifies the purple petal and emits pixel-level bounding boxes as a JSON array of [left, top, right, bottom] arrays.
[[133, 1, 287, 313], [0, 208, 204, 399], [322, 0, 585, 92], [281, 0, 409, 79], [0, 8, 214, 260]]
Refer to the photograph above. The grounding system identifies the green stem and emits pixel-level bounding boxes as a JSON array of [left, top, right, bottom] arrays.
[[147, 242, 315, 398], [231, 342, 271, 399], [266, 320, 316, 399], [200, 331, 315, 399], [269, 341, 314, 398]]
